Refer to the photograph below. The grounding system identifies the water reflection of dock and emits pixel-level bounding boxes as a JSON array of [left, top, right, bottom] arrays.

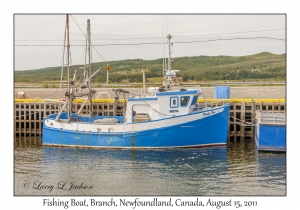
[[14, 140, 286, 196], [14, 98, 285, 144]]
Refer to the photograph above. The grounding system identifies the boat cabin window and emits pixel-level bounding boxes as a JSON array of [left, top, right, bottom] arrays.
[[180, 96, 190, 107], [191, 95, 199, 106], [170, 97, 179, 108]]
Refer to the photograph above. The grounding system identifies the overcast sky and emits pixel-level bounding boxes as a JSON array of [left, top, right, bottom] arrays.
[[14, 14, 285, 70]]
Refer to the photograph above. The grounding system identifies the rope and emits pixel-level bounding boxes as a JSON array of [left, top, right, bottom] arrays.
[[32, 98, 43, 102], [122, 93, 127, 119], [229, 113, 256, 127], [141, 98, 176, 117], [70, 15, 106, 62], [128, 91, 175, 117], [15, 110, 41, 119]]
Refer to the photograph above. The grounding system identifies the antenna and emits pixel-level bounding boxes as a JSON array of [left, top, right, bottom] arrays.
[[167, 34, 172, 70], [163, 34, 180, 90]]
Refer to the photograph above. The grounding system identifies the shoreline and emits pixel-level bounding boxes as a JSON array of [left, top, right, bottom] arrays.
[[14, 86, 286, 99]]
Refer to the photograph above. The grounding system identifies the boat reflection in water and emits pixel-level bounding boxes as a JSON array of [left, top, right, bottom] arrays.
[[14, 138, 286, 196]]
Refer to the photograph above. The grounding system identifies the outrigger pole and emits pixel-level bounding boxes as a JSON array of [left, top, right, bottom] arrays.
[[56, 14, 72, 122], [56, 15, 98, 122]]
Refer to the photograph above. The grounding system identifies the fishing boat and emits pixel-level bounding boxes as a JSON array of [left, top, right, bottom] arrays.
[[42, 15, 230, 149]]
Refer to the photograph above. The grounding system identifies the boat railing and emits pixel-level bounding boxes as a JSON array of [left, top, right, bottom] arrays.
[[173, 85, 201, 91], [94, 92, 111, 99], [207, 100, 226, 107], [43, 99, 70, 118], [256, 111, 286, 125], [128, 88, 144, 98], [193, 100, 226, 112]]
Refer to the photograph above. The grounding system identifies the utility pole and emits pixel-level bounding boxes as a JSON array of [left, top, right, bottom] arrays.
[[107, 69, 109, 84], [106, 64, 111, 84], [141, 69, 146, 97]]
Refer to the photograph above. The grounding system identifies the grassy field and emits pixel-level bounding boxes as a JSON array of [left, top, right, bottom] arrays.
[[15, 52, 286, 84]]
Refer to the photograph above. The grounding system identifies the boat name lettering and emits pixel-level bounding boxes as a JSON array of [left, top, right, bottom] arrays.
[[169, 110, 179, 113], [203, 112, 212, 116]]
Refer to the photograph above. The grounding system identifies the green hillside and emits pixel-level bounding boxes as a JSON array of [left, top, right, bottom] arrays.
[[14, 52, 286, 84]]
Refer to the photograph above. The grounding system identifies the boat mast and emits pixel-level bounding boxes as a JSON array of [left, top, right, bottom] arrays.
[[55, 15, 99, 122], [66, 14, 72, 122], [85, 19, 93, 116], [84, 19, 91, 87], [71, 18, 98, 117], [55, 14, 72, 122]]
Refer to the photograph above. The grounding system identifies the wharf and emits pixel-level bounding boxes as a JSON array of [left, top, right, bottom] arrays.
[[14, 98, 286, 144]]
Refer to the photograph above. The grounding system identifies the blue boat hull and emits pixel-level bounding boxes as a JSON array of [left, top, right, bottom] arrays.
[[43, 105, 230, 149], [255, 122, 286, 152]]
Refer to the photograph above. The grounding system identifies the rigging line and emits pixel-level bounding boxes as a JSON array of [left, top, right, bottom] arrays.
[[163, 24, 286, 35], [164, 15, 168, 71], [15, 25, 286, 40], [91, 27, 285, 40], [69, 45, 73, 66], [162, 16, 165, 75], [14, 15, 259, 27], [166, 15, 169, 35], [88, 15, 256, 26], [15, 26, 285, 42], [15, 36, 285, 47], [15, 24, 286, 39], [162, 15, 169, 73], [173, 28, 285, 38], [175, 37, 286, 43], [81, 43, 85, 68], [70, 15, 106, 62], [58, 20, 68, 113], [15, 27, 285, 42]]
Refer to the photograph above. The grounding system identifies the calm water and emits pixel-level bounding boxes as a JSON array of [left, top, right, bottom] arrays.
[[14, 137, 286, 196]]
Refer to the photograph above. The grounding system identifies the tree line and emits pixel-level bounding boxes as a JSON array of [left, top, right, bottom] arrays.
[[15, 52, 286, 83]]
